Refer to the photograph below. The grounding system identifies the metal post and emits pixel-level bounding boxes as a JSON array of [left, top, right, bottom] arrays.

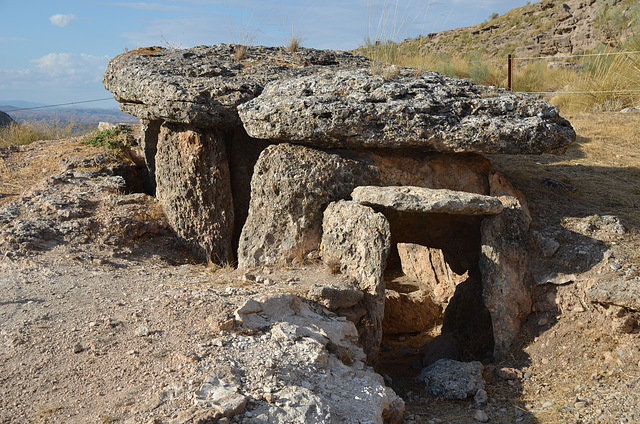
[[508, 54, 513, 91]]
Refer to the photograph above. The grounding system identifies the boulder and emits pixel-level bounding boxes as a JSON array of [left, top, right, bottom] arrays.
[[321, 200, 391, 365], [239, 69, 575, 154], [419, 359, 486, 400], [479, 173, 532, 359], [237, 143, 376, 268], [352, 186, 504, 215]]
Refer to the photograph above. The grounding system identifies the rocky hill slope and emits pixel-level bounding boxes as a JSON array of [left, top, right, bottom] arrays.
[[399, 0, 639, 58]]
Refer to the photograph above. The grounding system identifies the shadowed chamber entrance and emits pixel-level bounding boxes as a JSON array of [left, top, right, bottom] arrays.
[[378, 210, 494, 378]]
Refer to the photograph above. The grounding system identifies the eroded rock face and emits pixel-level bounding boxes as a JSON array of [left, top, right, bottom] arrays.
[[155, 124, 233, 262], [239, 69, 575, 154], [321, 200, 391, 366], [237, 143, 376, 268]]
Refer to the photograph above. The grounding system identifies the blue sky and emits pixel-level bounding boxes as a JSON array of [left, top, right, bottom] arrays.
[[0, 0, 531, 108]]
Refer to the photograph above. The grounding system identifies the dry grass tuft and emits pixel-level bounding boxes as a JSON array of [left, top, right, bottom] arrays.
[[286, 34, 302, 53]]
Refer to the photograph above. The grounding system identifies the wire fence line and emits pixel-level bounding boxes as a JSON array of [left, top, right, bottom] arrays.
[[425, 49, 640, 67]]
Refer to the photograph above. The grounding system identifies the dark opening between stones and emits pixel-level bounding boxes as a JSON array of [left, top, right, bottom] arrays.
[[378, 210, 494, 379]]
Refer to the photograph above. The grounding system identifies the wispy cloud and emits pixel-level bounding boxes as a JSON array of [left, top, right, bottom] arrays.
[[50, 14, 77, 27]]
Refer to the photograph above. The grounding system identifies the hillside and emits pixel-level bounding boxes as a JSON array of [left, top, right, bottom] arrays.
[[0, 111, 15, 127], [397, 0, 639, 59]]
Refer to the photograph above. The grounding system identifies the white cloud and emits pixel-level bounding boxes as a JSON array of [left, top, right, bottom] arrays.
[[33, 53, 110, 80], [50, 14, 77, 27], [0, 52, 113, 104]]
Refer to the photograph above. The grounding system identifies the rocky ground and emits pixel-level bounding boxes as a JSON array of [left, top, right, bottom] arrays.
[[1, 126, 639, 423]]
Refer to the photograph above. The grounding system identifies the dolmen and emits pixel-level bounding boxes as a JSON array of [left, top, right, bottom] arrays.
[[104, 44, 575, 366]]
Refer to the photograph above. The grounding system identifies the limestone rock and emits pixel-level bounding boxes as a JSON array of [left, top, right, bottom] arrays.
[[383, 289, 441, 335], [237, 143, 376, 268], [587, 279, 640, 312], [419, 359, 486, 400], [239, 69, 575, 154], [234, 293, 364, 365], [352, 186, 504, 216], [397, 243, 465, 305], [194, 377, 247, 419], [154, 123, 233, 262], [369, 151, 492, 195], [321, 200, 391, 365], [0, 170, 169, 254], [479, 173, 532, 359], [233, 293, 404, 423], [103, 44, 370, 127]]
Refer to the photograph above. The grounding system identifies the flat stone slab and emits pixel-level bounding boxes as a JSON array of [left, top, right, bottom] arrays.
[[238, 69, 576, 154], [351, 186, 504, 215], [103, 44, 370, 127]]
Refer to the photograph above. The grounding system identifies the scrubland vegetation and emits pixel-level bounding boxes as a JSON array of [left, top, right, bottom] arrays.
[[0, 118, 90, 148]]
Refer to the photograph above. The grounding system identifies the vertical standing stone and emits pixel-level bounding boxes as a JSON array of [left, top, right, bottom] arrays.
[[155, 123, 234, 263], [479, 173, 532, 359], [321, 200, 391, 366], [140, 119, 162, 193]]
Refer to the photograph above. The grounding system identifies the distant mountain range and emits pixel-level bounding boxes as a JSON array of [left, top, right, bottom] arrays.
[[0, 100, 139, 127]]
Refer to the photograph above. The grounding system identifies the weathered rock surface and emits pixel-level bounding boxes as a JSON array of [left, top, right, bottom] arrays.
[[154, 124, 234, 262], [237, 143, 376, 268], [0, 170, 169, 255], [234, 293, 405, 423], [321, 200, 391, 366], [419, 359, 486, 400], [479, 173, 533, 359], [103, 45, 370, 127], [239, 69, 575, 154], [352, 186, 504, 216]]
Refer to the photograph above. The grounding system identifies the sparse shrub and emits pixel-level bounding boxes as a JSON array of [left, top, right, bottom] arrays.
[[81, 126, 132, 154]]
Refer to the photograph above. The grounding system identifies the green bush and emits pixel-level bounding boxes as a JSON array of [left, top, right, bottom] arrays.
[[81, 126, 132, 154]]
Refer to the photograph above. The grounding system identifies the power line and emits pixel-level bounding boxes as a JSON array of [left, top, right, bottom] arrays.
[[1, 98, 114, 113]]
